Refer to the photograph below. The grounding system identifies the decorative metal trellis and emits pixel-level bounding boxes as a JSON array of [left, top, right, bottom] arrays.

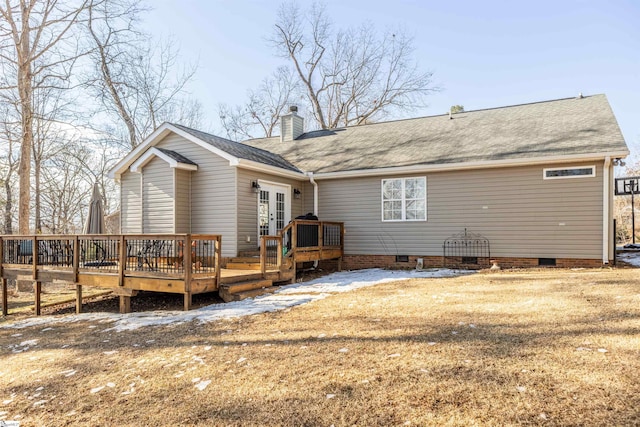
[[443, 228, 490, 268]]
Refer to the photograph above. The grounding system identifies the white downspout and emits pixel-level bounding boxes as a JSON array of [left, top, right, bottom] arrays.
[[603, 156, 611, 264], [307, 171, 318, 216], [307, 171, 319, 269]]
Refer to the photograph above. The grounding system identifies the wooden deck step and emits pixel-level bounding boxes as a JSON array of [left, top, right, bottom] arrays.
[[220, 270, 264, 284], [226, 262, 261, 270], [229, 256, 261, 264], [219, 279, 274, 302]]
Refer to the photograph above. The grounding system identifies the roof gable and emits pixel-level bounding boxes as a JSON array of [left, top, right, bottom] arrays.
[[130, 147, 198, 173], [108, 122, 303, 179]]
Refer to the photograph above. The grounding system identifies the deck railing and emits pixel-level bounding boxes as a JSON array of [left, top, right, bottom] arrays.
[[259, 220, 344, 273], [1, 234, 221, 276]]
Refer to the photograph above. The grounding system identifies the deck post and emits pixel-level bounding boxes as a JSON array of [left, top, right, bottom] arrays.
[[73, 237, 81, 314], [118, 235, 126, 287], [277, 237, 283, 270], [318, 222, 324, 260], [260, 237, 266, 275], [215, 236, 222, 288], [33, 236, 42, 315], [184, 235, 192, 311], [73, 236, 80, 283], [290, 256, 297, 284], [1, 277, 6, 316], [75, 285, 83, 314], [34, 281, 41, 316], [32, 236, 38, 282], [119, 296, 131, 314]]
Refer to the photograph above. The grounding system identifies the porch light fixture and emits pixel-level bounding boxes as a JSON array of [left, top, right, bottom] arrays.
[[251, 181, 261, 193], [613, 158, 626, 167], [293, 188, 301, 199]]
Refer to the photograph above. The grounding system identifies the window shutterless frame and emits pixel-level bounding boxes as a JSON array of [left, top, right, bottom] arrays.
[[381, 177, 427, 222], [543, 165, 596, 179]]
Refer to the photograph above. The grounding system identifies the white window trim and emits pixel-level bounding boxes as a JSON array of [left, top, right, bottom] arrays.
[[543, 165, 596, 180], [381, 177, 427, 222]]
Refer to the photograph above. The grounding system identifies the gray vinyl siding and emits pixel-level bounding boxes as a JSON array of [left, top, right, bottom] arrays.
[[175, 169, 191, 233], [317, 162, 605, 259], [156, 134, 237, 257], [142, 157, 174, 233], [121, 172, 142, 233], [236, 168, 306, 253], [303, 181, 315, 215]]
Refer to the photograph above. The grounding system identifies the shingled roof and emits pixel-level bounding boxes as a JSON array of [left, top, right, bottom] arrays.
[[242, 94, 628, 174], [155, 147, 197, 165], [170, 123, 301, 173]]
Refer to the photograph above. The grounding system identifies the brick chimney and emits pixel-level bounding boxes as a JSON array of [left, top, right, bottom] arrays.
[[280, 105, 304, 142]]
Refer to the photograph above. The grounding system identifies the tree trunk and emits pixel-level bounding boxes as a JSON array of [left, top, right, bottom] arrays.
[[34, 158, 41, 233], [17, 5, 32, 235], [4, 178, 13, 234]]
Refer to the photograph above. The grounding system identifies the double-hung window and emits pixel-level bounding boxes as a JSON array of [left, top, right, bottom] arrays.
[[381, 177, 427, 221]]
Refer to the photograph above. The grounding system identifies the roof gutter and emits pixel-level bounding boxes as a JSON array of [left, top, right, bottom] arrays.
[[603, 156, 612, 264], [307, 172, 318, 216], [311, 151, 630, 180], [234, 159, 307, 180]]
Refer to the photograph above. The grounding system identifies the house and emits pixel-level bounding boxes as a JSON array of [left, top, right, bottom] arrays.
[[109, 94, 629, 269]]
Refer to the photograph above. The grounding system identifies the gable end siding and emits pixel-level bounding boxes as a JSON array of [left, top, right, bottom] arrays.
[[120, 172, 142, 233], [142, 157, 174, 233], [175, 169, 191, 233]]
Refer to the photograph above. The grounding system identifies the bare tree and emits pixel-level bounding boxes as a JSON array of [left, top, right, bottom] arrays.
[[0, 103, 20, 234], [271, 2, 436, 130], [39, 142, 93, 234], [0, 0, 89, 234], [219, 66, 300, 140], [86, 0, 200, 149]]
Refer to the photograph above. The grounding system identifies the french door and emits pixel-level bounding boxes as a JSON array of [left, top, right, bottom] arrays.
[[258, 182, 291, 238]]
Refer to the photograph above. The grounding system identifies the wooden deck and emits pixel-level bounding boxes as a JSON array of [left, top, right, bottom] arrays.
[[0, 221, 344, 315]]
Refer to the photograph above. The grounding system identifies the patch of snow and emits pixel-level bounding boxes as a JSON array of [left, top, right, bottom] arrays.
[[0, 268, 471, 332], [326, 394, 336, 399], [338, 348, 348, 353], [616, 251, 640, 267], [194, 380, 211, 391], [90, 386, 104, 394]]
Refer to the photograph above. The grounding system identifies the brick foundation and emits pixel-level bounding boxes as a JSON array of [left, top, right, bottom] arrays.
[[335, 254, 606, 271]]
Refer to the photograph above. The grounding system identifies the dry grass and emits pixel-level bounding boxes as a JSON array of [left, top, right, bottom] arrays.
[[1, 268, 639, 426], [2, 283, 112, 316]]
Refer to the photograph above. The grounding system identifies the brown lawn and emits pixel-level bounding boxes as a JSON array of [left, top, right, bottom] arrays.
[[1, 268, 639, 426]]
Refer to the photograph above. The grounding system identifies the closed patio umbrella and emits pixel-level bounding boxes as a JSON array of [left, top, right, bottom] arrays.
[[83, 183, 105, 234]]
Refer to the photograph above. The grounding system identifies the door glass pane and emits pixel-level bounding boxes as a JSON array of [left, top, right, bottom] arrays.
[[276, 192, 285, 232], [259, 190, 269, 236]]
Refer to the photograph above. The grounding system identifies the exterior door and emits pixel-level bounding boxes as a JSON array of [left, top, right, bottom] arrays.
[[258, 182, 291, 237]]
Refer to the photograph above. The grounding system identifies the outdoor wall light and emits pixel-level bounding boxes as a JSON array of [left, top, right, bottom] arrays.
[[293, 188, 301, 199], [251, 181, 261, 193], [613, 158, 626, 167]]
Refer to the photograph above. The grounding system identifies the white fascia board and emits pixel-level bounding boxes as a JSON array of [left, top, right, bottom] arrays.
[[108, 122, 239, 179], [312, 151, 631, 180], [130, 147, 198, 172], [108, 124, 177, 179], [235, 159, 308, 180]]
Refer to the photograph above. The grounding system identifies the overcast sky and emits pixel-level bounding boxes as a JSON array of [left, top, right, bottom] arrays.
[[141, 0, 639, 156]]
